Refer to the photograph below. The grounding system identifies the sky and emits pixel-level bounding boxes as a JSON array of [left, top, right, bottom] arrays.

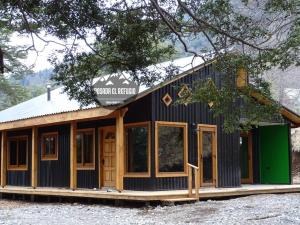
[[11, 32, 92, 72]]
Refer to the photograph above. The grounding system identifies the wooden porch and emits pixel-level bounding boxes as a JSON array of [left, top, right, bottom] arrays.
[[0, 184, 300, 202]]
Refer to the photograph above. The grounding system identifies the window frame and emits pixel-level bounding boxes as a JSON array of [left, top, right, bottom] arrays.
[[76, 128, 95, 170], [155, 121, 188, 177], [41, 132, 59, 161], [124, 122, 151, 178], [197, 124, 218, 187], [7, 135, 28, 171], [240, 131, 253, 184]]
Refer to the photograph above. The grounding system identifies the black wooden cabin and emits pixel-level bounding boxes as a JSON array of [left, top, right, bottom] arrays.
[[0, 57, 299, 196]]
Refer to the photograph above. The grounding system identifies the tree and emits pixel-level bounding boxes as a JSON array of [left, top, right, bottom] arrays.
[[0, 24, 33, 110], [1, 0, 299, 132]]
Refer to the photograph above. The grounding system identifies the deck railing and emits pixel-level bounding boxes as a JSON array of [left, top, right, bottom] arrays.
[[187, 163, 200, 200]]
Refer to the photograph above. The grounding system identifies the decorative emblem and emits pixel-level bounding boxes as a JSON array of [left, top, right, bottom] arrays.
[[93, 74, 139, 106]]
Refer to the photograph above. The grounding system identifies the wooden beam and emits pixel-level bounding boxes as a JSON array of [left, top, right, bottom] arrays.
[[31, 127, 38, 188], [115, 109, 126, 191], [1, 131, 7, 187], [70, 122, 77, 190], [250, 91, 300, 125], [0, 107, 116, 131], [236, 68, 248, 88]]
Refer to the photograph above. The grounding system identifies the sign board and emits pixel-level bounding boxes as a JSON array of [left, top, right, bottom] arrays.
[[93, 74, 139, 106]]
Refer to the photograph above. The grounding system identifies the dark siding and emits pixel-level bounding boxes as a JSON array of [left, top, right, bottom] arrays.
[[217, 126, 240, 187], [124, 94, 152, 123], [124, 64, 241, 190], [7, 129, 31, 186], [38, 125, 70, 188]]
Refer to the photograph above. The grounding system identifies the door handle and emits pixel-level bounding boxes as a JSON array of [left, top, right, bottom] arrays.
[[102, 159, 105, 165]]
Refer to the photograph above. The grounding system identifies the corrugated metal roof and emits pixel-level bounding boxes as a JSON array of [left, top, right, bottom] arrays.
[[0, 86, 97, 123], [0, 56, 205, 124]]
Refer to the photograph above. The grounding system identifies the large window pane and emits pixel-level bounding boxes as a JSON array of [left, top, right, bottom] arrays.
[[76, 134, 82, 164], [126, 126, 148, 173], [42, 134, 58, 159], [9, 140, 17, 166], [158, 126, 184, 172], [8, 137, 28, 169], [83, 133, 94, 164], [77, 130, 94, 168], [202, 131, 213, 183], [18, 139, 27, 166]]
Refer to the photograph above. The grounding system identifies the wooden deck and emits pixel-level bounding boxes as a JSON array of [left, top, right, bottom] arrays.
[[0, 184, 300, 202]]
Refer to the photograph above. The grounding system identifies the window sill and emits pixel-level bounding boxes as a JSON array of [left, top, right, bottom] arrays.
[[77, 166, 95, 171], [124, 172, 151, 178], [7, 166, 28, 171], [41, 156, 58, 161], [155, 172, 188, 178]]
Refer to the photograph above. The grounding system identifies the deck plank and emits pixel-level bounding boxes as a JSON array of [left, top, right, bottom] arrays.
[[0, 184, 299, 201]]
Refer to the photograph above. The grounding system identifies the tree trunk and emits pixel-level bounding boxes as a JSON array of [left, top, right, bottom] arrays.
[[0, 47, 4, 74]]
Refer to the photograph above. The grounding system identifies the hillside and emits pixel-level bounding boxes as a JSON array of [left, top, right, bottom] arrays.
[[0, 69, 53, 111]]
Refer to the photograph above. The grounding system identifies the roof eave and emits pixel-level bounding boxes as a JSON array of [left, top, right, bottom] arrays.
[[0, 106, 117, 131]]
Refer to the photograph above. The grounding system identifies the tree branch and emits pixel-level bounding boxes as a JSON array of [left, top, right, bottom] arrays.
[[177, 0, 272, 51]]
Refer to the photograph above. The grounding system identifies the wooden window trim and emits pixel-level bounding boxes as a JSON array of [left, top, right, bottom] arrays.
[[240, 131, 253, 184], [7, 135, 28, 171], [124, 122, 151, 178], [76, 128, 95, 170], [41, 132, 59, 161], [197, 124, 218, 187], [155, 121, 188, 177], [178, 85, 188, 97]]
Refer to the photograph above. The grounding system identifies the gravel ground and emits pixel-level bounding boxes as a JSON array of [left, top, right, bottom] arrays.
[[0, 193, 300, 225]]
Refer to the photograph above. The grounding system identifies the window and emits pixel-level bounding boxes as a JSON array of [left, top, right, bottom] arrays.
[[155, 121, 188, 177], [198, 124, 218, 187], [41, 132, 58, 160], [124, 122, 150, 177], [76, 129, 95, 170], [7, 136, 28, 170]]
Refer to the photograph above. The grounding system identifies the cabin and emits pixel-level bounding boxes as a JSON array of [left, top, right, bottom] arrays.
[[0, 56, 300, 202]]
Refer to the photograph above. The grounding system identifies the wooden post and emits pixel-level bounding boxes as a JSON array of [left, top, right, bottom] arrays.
[[195, 168, 200, 200], [70, 122, 77, 190], [115, 108, 127, 191], [1, 131, 7, 187], [31, 127, 38, 188], [188, 166, 192, 197]]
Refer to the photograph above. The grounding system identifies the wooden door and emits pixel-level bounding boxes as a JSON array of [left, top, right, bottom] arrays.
[[240, 132, 253, 184], [198, 125, 217, 187], [101, 127, 116, 188]]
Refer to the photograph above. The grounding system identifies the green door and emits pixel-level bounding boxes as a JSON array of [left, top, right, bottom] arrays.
[[259, 125, 290, 184]]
